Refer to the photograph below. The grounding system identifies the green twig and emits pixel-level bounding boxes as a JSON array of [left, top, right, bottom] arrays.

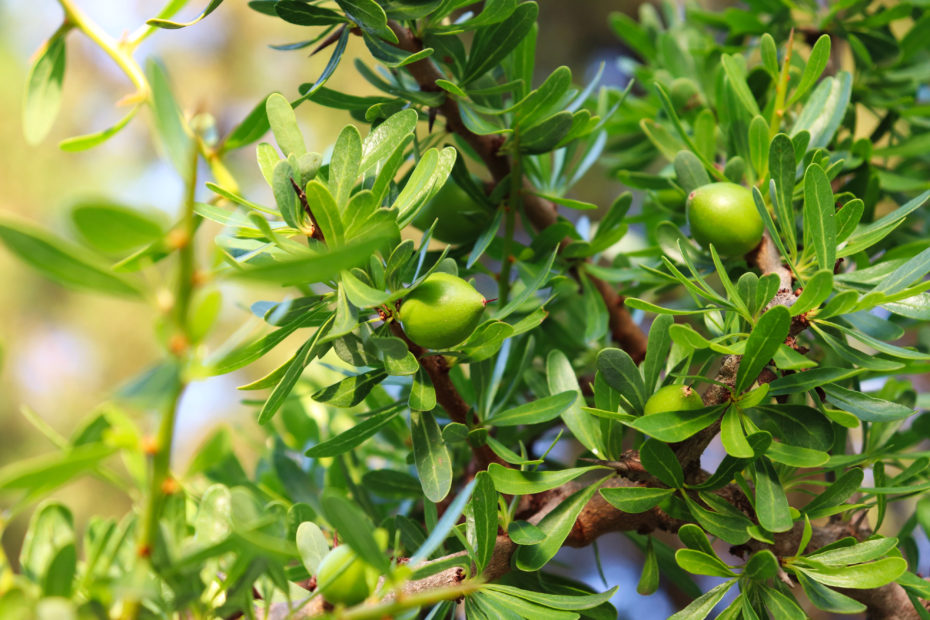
[[57, 0, 150, 98], [499, 143, 521, 306]]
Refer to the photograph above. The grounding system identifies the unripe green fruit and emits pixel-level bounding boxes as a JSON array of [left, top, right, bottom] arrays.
[[399, 272, 486, 349], [316, 545, 378, 606], [644, 384, 704, 415], [686, 182, 763, 257], [412, 180, 492, 245]]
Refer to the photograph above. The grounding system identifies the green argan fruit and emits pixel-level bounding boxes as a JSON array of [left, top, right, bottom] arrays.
[[399, 272, 486, 349], [412, 179, 492, 245], [686, 182, 763, 257], [643, 384, 704, 415], [316, 545, 377, 607]]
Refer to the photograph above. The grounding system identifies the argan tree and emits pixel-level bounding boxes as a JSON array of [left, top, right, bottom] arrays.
[[2, 1, 930, 618]]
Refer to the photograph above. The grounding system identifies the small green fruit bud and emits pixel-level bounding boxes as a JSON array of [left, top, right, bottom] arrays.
[[399, 272, 485, 349], [686, 182, 764, 257]]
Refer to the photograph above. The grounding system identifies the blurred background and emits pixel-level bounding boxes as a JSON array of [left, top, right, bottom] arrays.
[[2, 2, 921, 618]]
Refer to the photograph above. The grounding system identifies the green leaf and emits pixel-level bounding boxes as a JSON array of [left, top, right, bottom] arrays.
[[735, 306, 790, 394], [677, 524, 715, 556], [796, 558, 907, 589], [497, 248, 557, 320], [720, 406, 753, 458], [266, 92, 306, 157], [487, 391, 579, 427], [71, 202, 165, 255], [631, 406, 724, 442], [295, 521, 328, 575], [744, 550, 779, 580], [232, 232, 391, 285], [0, 217, 142, 298], [411, 411, 453, 502], [600, 486, 674, 513], [311, 369, 387, 408], [519, 111, 573, 154], [640, 438, 683, 488], [789, 35, 831, 104], [767, 367, 862, 396], [802, 164, 836, 272], [769, 134, 797, 250], [461, 321, 514, 362], [334, 0, 397, 44], [360, 108, 417, 172], [487, 464, 607, 495], [792, 269, 833, 315], [462, 2, 539, 84], [643, 315, 673, 393], [668, 580, 735, 620], [148, 0, 224, 28], [759, 587, 806, 620], [745, 404, 834, 451], [822, 384, 914, 423], [637, 537, 660, 595], [792, 71, 851, 149], [841, 190, 930, 257], [547, 349, 605, 457], [409, 366, 436, 411], [0, 443, 116, 492], [147, 60, 194, 179], [807, 537, 899, 566], [683, 494, 752, 545], [259, 324, 331, 423], [23, 33, 66, 145], [507, 520, 545, 545], [753, 457, 793, 532], [340, 269, 388, 308], [484, 583, 619, 611], [304, 404, 403, 457], [748, 116, 769, 179], [473, 472, 497, 572], [514, 476, 606, 571], [274, 1, 345, 26], [675, 549, 736, 578], [329, 124, 362, 207], [320, 493, 389, 572], [596, 348, 646, 413], [802, 468, 863, 519], [721, 54, 760, 116], [874, 247, 930, 296], [19, 502, 76, 596], [674, 150, 711, 194], [796, 571, 866, 614], [59, 105, 139, 151]]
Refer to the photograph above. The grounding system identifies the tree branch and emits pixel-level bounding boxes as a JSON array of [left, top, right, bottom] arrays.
[[387, 21, 648, 362], [389, 321, 502, 468]]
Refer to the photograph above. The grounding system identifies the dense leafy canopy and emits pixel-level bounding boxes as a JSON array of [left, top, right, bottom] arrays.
[[3, 1, 930, 619]]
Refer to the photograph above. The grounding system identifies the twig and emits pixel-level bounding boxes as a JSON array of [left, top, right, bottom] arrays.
[[290, 178, 326, 242], [389, 322, 502, 468]]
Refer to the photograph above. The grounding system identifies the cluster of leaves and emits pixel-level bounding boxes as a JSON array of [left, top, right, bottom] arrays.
[[2, 0, 930, 619]]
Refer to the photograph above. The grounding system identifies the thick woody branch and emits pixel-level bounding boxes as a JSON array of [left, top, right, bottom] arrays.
[[387, 21, 647, 362], [389, 321, 501, 468]]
